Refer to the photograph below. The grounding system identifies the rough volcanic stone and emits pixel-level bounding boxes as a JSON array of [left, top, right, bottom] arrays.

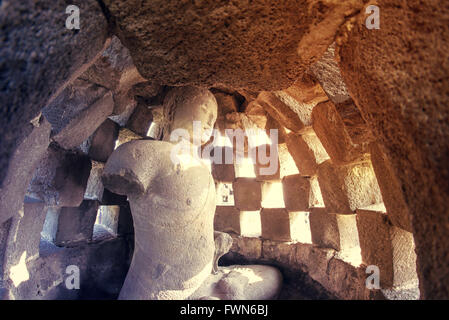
[[84, 161, 105, 201], [126, 102, 154, 137], [336, 1, 449, 298], [212, 163, 236, 183], [274, 74, 329, 127], [44, 82, 115, 150], [0, 116, 51, 224], [334, 99, 373, 146], [214, 206, 241, 235], [12, 236, 132, 300], [88, 119, 120, 162], [232, 178, 262, 211], [260, 208, 291, 242], [309, 207, 359, 252], [369, 143, 412, 232], [2, 199, 47, 283], [285, 132, 329, 176], [115, 128, 143, 149], [54, 200, 100, 246], [257, 92, 305, 132], [282, 174, 311, 211], [214, 92, 240, 131], [312, 101, 367, 165], [0, 0, 109, 186], [264, 115, 286, 144], [103, 1, 364, 91], [356, 207, 418, 289], [228, 235, 262, 260], [28, 145, 92, 207], [80, 36, 146, 115], [309, 43, 351, 104], [317, 159, 383, 214]]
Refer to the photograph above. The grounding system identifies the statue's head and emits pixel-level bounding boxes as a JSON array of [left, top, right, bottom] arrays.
[[161, 86, 218, 146]]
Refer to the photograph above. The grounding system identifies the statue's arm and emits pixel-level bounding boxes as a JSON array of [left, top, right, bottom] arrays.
[[101, 140, 164, 196]]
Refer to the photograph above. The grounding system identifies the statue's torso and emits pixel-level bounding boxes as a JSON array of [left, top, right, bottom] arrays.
[[120, 140, 216, 300]]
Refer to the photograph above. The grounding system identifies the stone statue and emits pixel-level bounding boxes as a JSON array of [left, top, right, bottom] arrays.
[[102, 86, 282, 300]]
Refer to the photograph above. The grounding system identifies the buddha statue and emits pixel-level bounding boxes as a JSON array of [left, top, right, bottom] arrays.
[[102, 86, 282, 300]]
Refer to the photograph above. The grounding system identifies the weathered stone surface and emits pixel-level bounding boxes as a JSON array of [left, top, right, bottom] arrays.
[[262, 240, 301, 266], [214, 206, 240, 235], [312, 101, 367, 165], [356, 207, 418, 289], [309, 208, 339, 250], [334, 99, 373, 146], [54, 200, 99, 246], [103, 1, 363, 91], [131, 82, 164, 105], [0, 116, 51, 224], [214, 92, 240, 133], [233, 178, 262, 211], [11, 236, 133, 300], [126, 102, 154, 137], [212, 163, 236, 183], [309, 43, 351, 104], [80, 36, 146, 115], [0, 199, 47, 290], [260, 209, 291, 242], [309, 208, 359, 252], [325, 258, 370, 300], [228, 234, 262, 260], [0, 0, 109, 186], [264, 115, 286, 144], [317, 160, 383, 214], [285, 132, 329, 176], [337, 2, 449, 298], [284, 73, 329, 113], [28, 145, 92, 207], [258, 92, 305, 132], [84, 161, 105, 202], [274, 74, 329, 128], [246, 101, 268, 130], [88, 119, 120, 163], [115, 128, 143, 149], [44, 82, 115, 150], [0, 219, 12, 281], [370, 143, 412, 232], [282, 174, 310, 211]]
